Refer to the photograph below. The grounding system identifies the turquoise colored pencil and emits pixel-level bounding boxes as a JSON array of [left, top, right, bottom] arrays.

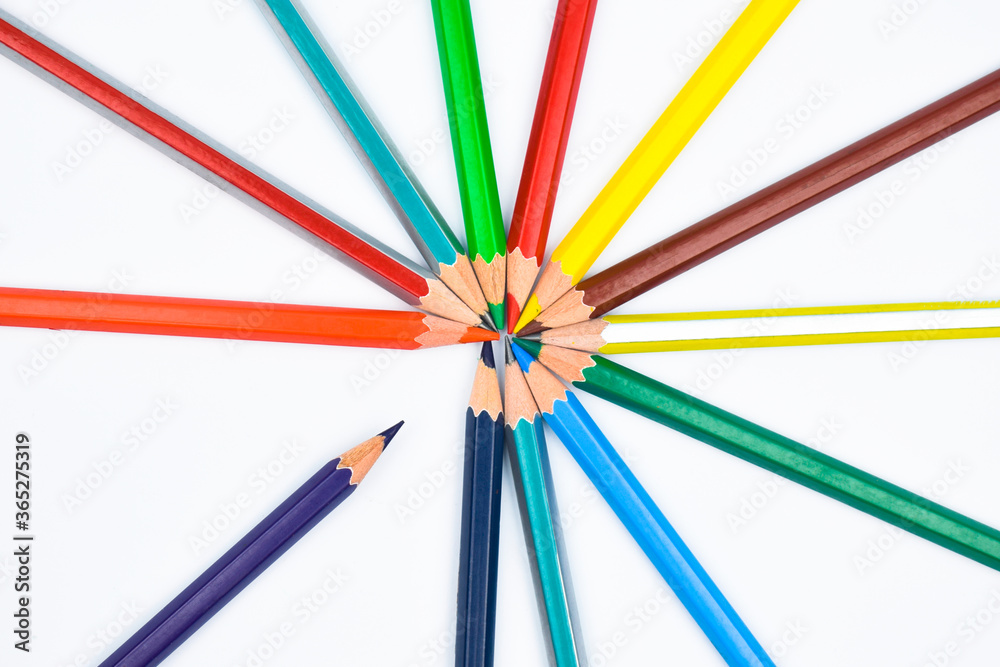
[[511, 342, 774, 667], [516, 340, 1000, 572], [504, 340, 585, 667], [255, 0, 490, 323], [430, 0, 507, 329]]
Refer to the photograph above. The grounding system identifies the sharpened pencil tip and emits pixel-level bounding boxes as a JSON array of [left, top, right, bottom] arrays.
[[488, 302, 506, 331], [379, 421, 404, 448], [520, 332, 541, 341], [513, 337, 543, 357], [479, 314, 498, 332], [503, 337, 515, 365], [479, 341, 496, 369], [510, 340, 535, 372]]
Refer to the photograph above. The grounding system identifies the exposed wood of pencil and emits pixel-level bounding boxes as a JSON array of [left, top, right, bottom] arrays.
[[256, 0, 489, 320], [505, 0, 599, 331], [0, 287, 498, 350], [510, 343, 774, 666], [533, 300, 1000, 353], [522, 66, 1000, 334], [99, 422, 401, 667], [503, 340, 585, 667], [520, 340, 1000, 572], [0, 12, 479, 326], [456, 342, 504, 667]]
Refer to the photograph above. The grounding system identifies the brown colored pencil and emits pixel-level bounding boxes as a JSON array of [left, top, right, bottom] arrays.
[[519, 66, 1000, 334], [0, 287, 498, 350]]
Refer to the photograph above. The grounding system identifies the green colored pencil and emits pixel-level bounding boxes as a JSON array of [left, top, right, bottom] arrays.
[[504, 340, 585, 667], [513, 339, 1000, 572], [430, 0, 507, 329]]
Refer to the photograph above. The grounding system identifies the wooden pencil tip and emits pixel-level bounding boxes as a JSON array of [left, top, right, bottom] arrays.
[[518, 319, 545, 336], [510, 340, 536, 372], [513, 337, 543, 358], [379, 421, 404, 449], [479, 340, 496, 369], [503, 337, 516, 365]]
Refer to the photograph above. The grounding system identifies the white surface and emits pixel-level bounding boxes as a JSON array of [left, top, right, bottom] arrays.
[[0, 1, 999, 665]]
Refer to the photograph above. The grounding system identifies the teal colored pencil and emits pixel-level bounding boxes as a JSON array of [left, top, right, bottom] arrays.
[[255, 0, 490, 322], [503, 340, 585, 667], [430, 0, 507, 329], [511, 341, 773, 666]]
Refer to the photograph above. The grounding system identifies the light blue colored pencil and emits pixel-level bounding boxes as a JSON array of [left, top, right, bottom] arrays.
[[512, 341, 774, 667]]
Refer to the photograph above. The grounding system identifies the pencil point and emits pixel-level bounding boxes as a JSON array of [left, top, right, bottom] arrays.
[[488, 302, 506, 331], [479, 340, 496, 369], [480, 314, 498, 332], [380, 421, 404, 448], [518, 319, 544, 336], [505, 297, 520, 334], [503, 337, 515, 364], [513, 294, 541, 333], [510, 340, 535, 372], [513, 338, 543, 358], [520, 332, 541, 341]]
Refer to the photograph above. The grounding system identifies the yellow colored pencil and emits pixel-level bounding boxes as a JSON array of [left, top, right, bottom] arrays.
[[514, 0, 800, 332]]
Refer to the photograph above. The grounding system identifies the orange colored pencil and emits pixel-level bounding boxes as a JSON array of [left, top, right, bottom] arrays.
[[0, 287, 497, 350]]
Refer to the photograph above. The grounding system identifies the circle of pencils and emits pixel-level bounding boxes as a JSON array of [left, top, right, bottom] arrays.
[[5, 0, 1000, 664]]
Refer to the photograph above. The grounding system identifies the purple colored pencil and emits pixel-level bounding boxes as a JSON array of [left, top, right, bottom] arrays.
[[98, 422, 402, 667]]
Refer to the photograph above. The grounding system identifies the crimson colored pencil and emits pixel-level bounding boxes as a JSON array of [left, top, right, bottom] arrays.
[[0, 12, 479, 326], [0, 287, 498, 350], [520, 66, 1000, 333], [505, 0, 599, 332]]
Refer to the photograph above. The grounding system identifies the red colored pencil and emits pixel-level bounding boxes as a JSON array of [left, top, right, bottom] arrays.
[[505, 0, 599, 332], [0, 287, 498, 350], [0, 13, 480, 326], [520, 66, 1000, 334]]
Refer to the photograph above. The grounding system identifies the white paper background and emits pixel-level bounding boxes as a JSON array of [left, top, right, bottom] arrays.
[[1, 0, 999, 665]]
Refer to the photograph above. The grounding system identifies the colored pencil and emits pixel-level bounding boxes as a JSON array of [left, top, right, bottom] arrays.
[[503, 340, 585, 667], [523, 67, 1000, 333], [515, 340, 1000, 572], [0, 12, 479, 326], [99, 422, 402, 667], [430, 0, 507, 329], [510, 344, 773, 667], [255, 0, 491, 323], [456, 342, 504, 667], [530, 300, 1000, 354], [505, 0, 599, 332], [513, 0, 800, 333], [0, 286, 499, 350]]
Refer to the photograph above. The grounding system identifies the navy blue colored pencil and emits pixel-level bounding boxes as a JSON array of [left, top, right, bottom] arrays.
[[456, 342, 504, 667], [99, 422, 402, 667], [511, 341, 774, 667]]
